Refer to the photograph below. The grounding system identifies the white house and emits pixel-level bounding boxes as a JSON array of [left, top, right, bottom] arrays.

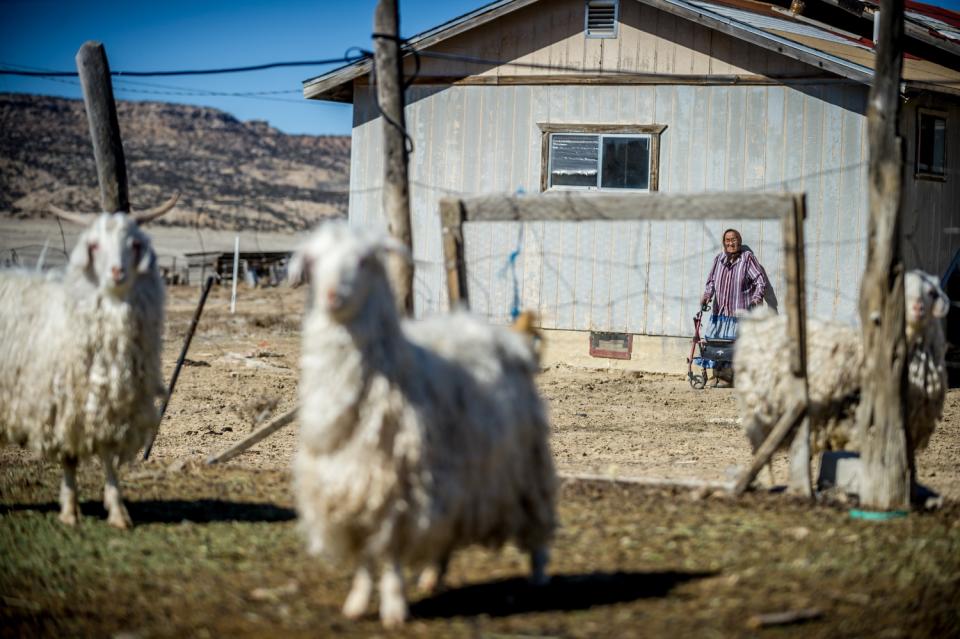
[[304, 0, 960, 371]]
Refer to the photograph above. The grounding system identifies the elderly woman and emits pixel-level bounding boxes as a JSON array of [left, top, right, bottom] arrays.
[[697, 228, 768, 386]]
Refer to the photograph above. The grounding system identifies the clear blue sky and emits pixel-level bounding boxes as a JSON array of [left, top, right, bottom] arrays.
[[3, 0, 960, 136], [0, 0, 482, 136]]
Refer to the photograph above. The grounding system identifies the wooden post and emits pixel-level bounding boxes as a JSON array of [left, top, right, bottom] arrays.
[[733, 196, 810, 496], [858, 0, 910, 511], [206, 408, 297, 465], [75, 41, 129, 213], [439, 198, 469, 309], [784, 195, 812, 496], [373, 0, 414, 315]]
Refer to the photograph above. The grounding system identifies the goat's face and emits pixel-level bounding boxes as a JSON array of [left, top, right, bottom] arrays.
[[905, 270, 950, 342], [290, 223, 406, 323], [70, 213, 155, 298]]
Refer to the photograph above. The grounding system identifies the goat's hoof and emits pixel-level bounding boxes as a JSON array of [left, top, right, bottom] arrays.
[[342, 594, 369, 620], [379, 598, 408, 628], [107, 507, 132, 530], [416, 567, 442, 594], [58, 510, 80, 526]]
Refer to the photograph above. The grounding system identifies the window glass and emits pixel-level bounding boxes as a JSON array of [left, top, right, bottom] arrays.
[[917, 112, 946, 177], [601, 136, 650, 190], [550, 134, 599, 187], [548, 132, 653, 191]]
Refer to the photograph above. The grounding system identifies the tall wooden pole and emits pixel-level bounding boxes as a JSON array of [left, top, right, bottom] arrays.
[[76, 41, 129, 213], [374, 0, 414, 315], [858, 0, 910, 511]]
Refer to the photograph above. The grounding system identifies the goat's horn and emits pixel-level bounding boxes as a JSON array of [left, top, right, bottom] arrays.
[[49, 204, 93, 226], [132, 193, 179, 225]]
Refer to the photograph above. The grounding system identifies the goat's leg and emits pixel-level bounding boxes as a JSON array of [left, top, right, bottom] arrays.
[[529, 546, 550, 586], [58, 456, 80, 526], [417, 554, 450, 594], [379, 559, 408, 628], [100, 452, 132, 529], [342, 563, 374, 619]]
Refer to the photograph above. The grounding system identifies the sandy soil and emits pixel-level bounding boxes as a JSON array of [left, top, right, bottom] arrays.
[[145, 283, 960, 500]]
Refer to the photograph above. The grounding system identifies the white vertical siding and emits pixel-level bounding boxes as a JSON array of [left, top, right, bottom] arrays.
[[350, 81, 956, 336]]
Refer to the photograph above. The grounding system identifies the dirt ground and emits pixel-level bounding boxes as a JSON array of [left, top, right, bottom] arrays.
[[2, 283, 959, 637], [149, 283, 960, 499]]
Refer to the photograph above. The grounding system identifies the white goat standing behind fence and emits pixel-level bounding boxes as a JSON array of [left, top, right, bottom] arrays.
[[0, 203, 173, 528], [291, 223, 557, 628], [734, 269, 950, 486]]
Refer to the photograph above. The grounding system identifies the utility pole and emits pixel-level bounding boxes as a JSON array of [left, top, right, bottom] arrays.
[[373, 0, 414, 315], [858, 0, 910, 511]]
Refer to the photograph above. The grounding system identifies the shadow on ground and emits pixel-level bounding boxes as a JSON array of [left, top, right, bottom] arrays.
[[411, 570, 715, 619], [0, 499, 295, 524]]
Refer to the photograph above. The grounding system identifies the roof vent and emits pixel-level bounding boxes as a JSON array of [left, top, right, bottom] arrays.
[[586, 1, 619, 39]]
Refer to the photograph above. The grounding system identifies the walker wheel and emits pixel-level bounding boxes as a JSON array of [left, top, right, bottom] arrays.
[[689, 372, 707, 390]]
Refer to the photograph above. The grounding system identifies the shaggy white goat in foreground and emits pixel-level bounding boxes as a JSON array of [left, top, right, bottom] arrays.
[[0, 207, 171, 528], [291, 223, 557, 628], [735, 269, 950, 482]]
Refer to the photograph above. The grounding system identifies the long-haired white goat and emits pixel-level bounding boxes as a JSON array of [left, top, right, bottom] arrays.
[[735, 269, 950, 484], [0, 198, 175, 528], [290, 223, 556, 628]]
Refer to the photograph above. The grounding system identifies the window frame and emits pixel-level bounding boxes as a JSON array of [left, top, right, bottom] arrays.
[[915, 108, 948, 181], [539, 123, 666, 193]]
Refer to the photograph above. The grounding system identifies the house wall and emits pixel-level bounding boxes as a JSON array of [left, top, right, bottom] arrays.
[[345, 0, 960, 338], [349, 81, 873, 336], [900, 94, 960, 279]]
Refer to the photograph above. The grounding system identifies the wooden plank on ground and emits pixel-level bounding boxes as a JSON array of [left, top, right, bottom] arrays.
[[206, 408, 297, 465]]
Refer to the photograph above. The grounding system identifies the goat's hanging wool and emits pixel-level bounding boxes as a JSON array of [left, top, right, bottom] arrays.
[[734, 270, 949, 467]]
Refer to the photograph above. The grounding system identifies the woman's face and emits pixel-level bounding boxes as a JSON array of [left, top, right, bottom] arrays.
[[723, 232, 741, 256]]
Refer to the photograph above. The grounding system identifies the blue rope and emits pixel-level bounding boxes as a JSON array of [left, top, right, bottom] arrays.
[[503, 187, 525, 321]]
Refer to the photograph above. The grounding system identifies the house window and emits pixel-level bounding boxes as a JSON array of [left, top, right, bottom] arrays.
[[916, 109, 947, 179], [540, 124, 665, 192], [586, 1, 619, 38]]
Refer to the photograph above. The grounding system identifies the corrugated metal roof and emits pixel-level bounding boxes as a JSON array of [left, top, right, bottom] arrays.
[[688, 0, 871, 49]]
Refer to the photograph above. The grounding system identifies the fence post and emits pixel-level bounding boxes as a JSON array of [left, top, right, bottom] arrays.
[[75, 41, 129, 213], [373, 0, 414, 315], [858, 0, 910, 511]]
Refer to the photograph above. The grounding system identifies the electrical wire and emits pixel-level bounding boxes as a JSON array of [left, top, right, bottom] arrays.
[[0, 54, 369, 78]]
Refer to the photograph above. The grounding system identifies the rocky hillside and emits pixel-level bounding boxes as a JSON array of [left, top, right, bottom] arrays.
[[0, 93, 350, 231]]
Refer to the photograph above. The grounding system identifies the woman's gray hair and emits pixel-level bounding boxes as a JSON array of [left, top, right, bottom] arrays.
[[722, 228, 742, 243]]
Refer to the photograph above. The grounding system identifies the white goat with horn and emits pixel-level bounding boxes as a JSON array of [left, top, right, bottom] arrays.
[[0, 195, 177, 528], [291, 223, 557, 628]]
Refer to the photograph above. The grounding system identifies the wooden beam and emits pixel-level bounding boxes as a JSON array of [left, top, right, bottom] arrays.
[[206, 408, 297, 465], [354, 73, 851, 88], [374, 0, 414, 316], [858, 0, 911, 511], [784, 195, 812, 496], [732, 195, 812, 496], [75, 41, 129, 213], [442, 192, 797, 224], [439, 198, 469, 309], [733, 398, 807, 495]]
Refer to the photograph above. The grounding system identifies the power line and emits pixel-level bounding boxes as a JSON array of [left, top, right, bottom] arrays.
[[0, 54, 369, 78]]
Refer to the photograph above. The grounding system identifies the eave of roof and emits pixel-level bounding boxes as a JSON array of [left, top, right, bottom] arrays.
[[303, 0, 539, 102], [301, 0, 957, 104]]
